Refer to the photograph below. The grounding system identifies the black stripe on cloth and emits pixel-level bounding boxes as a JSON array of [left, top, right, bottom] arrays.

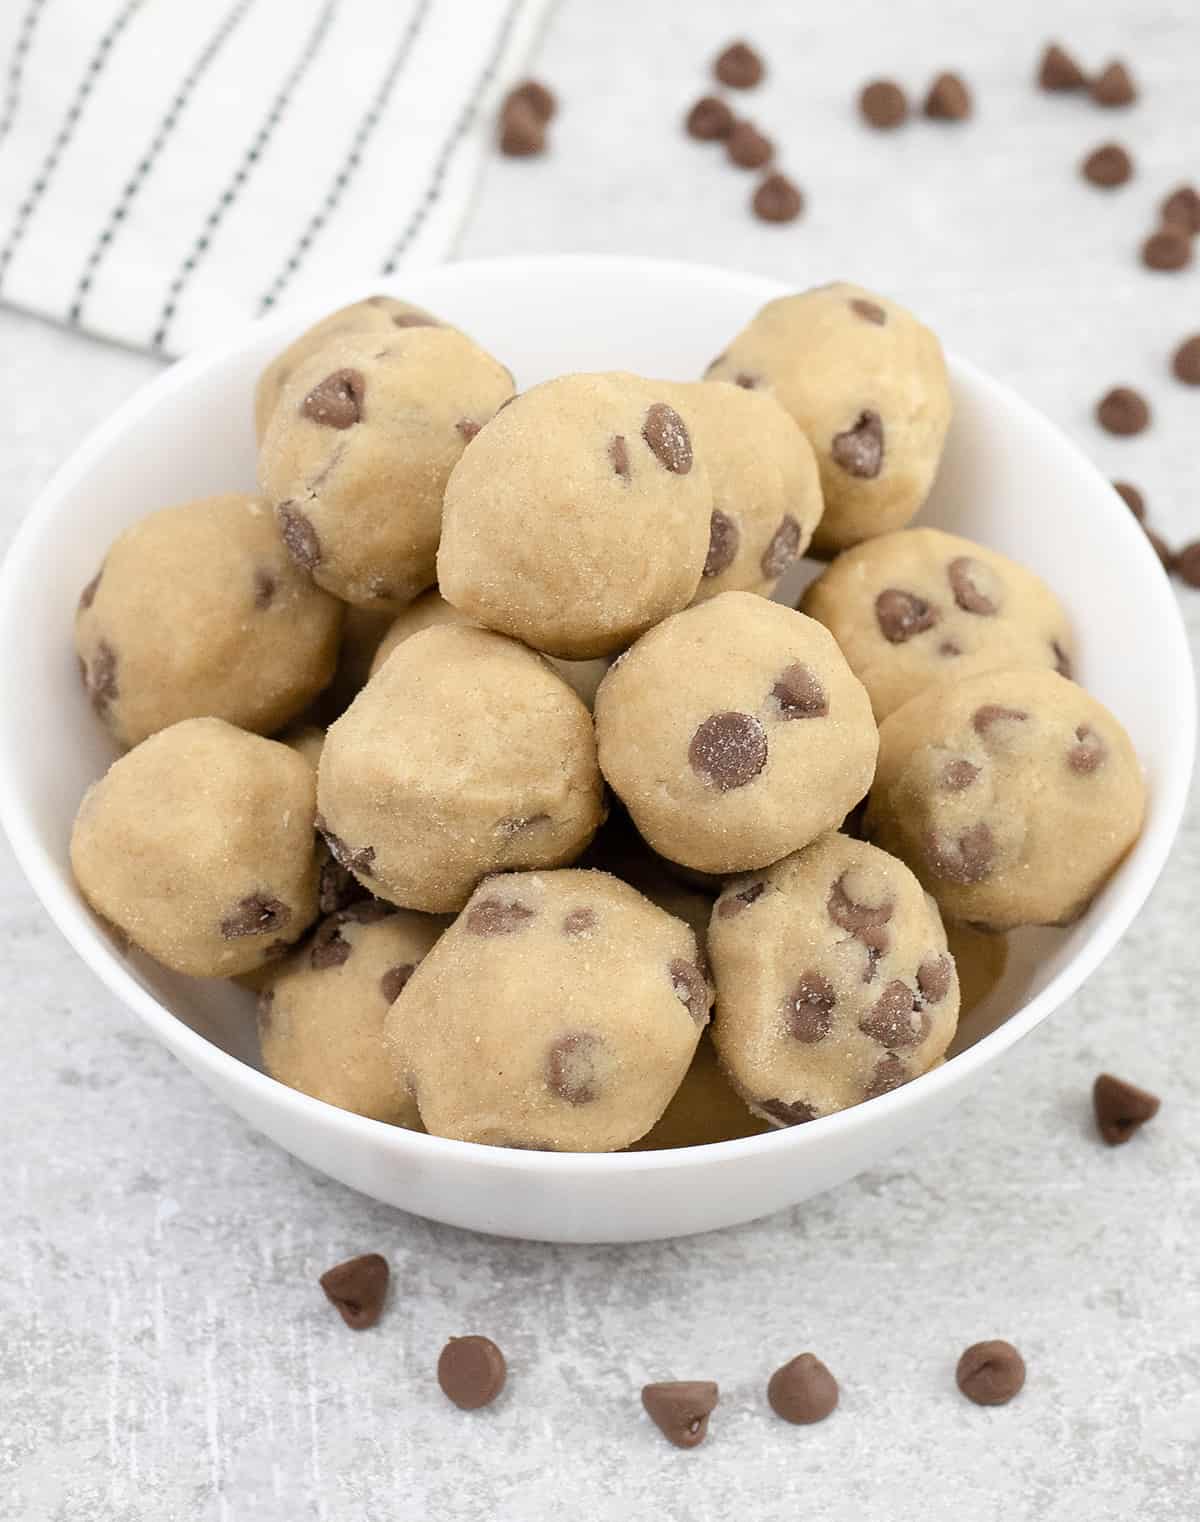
[[0, 0, 50, 148], [0, 0, 146, 294], [256, 0, 433, 314], [150, 0, 339, 354], [381, 0, 523, 274], [68, 0, 254, 328]]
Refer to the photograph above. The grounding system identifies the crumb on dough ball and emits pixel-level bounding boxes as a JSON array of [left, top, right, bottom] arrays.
[[710, 832, 959, 1123], [317, 624, 605, 912], [437, 372, 713, 658], [705, 283, 951, 555], [259, 327, 514, 611], [386, 869, 711, 1151], [595, 592, 878, 875], [75, 494, 342, 750], [866, 669, 1145, 929], [801, 527, 1075, 719], [71, 718, 319, 977]]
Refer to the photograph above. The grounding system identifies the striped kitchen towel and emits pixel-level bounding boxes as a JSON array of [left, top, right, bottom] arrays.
[[0, 0, 551, 355]]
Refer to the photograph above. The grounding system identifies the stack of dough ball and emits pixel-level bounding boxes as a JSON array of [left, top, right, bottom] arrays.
[[387, 870, 711, 1150], [595, 592, 878, 874], [369, 587, 609, 709], [71, 718, 319, 976], [801, 528, 1076, 719], [254, 294, 444, 440], [437, 373, 713, 658], [705, 282, 951, 555], [259, 327, 513, 611], [669, 381, 824, 601], [710, 832, 959, 1124], [258, 901, 445, 1124], [318, 624, 604, 912], [75, 494, 342, 749], [866, 669, 1145, 929]]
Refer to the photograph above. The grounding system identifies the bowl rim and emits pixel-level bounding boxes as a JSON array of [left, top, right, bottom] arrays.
[[0, 251, 1193, 1177]]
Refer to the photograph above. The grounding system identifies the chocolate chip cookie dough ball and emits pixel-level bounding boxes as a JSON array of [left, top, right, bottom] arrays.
[[437, 373, 713, 658], [594, 593, 878, 875], [386, 870, 711, 1150], [71, 718, 319, 976], [801, 528, 1075, 720], [254, 294, 443, 440], [705, 283, 952, 554], [75, 494, 342, 750], [257, 901, 445, 1124], [259, 327, 514, 611], [710, 832, 959, 1124], [318, 625, 604, 912], [866, 669, 1145, 929]]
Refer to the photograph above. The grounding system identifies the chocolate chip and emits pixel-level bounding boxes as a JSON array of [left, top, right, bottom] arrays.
[[1038, 42, 1087, 91], [859, 80, 908, 129], [466, 897, 535, 936], [831, 409, 884, 478], [1142, 230, 1191, 273], [875, 588, 938, 642], [972, 703, 1028, 737], [83, 639, 118, 715], [642, 403, 693, 473], [752, 173, 803, 224], [277, 502, 321, 570], [956, 1340, 1025, 1405], [562, 906, 597, 938], [499, 97, 545, 157], [767, 1354, 839, 1425], [782, 972, 836, 1043], [310, 918, 353, 969], [686, 95, 735, 141], [1093, 1072, 1160, 1145], [917, 953, 953, 1005], [947, 556, 1000, 615], [1052, 639, 1074, 678], [670, 958, 709, 1025], [380, 962, 416, 1003], [772, 662, 828, 719], [438, 1335, 507, 1410], [924, 72, 971, 121], [734, 372, 758, 389], [850, 297, 886, 325], [546, 1030, 601, 1104], [859, 979, 927, 1048], [317, 819, 375, 877], [391, 311, 438, 329], [717, 880, 766, 918], [301, 368, 364, 429], [1162, 184, 1200, 233], [1091, 60, 1136, 107], [926, 822, 995, 884], [1172, 335, 1200, 385], [1145, 527, 1175, 571], [941, 757, 980, 791], [715, 39, 763, 89], [1112, 480, 1145, 519], [1081, 142, 1132, 188], [221, 894, 291, 940], [496, 813, 549, 837], [726, 120, 773, 169], [319, 1252, 389, 1330], [939, 639, 962, 658], [862, 1054, 907, 1100], [78, 570, 101, 611], [642, 1380, 719, 1449], [1175, 541, 1200, 586], [253, 568, 276, 609], [318, 855, 366, 915], [758, 1097, 818, 1126], [456, 418, 481, 442], [609, 434, 631, 480], [1068, 724, 1107, 773], [828, 873, 893, 935], [508, 78, 556, 122], [688, 711, 768, 791], [761, 514, 801, 578], [702, 509, 739, 577]]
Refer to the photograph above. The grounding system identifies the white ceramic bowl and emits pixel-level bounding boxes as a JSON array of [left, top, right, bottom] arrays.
[[0, 256, 1192, 1243]]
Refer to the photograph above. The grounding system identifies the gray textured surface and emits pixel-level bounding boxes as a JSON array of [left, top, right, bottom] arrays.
[[2, 2, 1199, 1518]]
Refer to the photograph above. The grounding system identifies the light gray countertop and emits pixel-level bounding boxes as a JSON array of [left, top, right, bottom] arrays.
[[2, 3, 1198, 1518]]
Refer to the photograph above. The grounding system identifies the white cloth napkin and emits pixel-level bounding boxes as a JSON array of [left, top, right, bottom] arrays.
[[0, 0, 551, 355]]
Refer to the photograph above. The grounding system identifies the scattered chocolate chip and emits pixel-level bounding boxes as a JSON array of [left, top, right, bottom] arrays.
[[715, 39, 763, 88], [642, 1380, 719, 1449], [466, 897, 535, 936], [83, 640, 119, 715], [609, 434, 631, 479], [688, 711, 768, 791], [973, 703, 1028, 737], [956, 1340, 1026, 1405], [310, 918, 353, 969], [831, 409, 884, 478], [319, 1253, 389, 1330], [642, 402, 693, 473], [772, 662, 828, 719], [1037, 42, 1087, 92], [1145, 527, 1175, 571], [717, 880, 766, 917], [1162, 184, 1200, 233], [767, 1353, 839, 1425], [850, 297, 886, 325], [941, 757, 980, 791], [734, 371, 759, 389], [753, 173, 803, 224], [670, 959, 709, 1025], [782, 972, 836, 1043], [726, 120, 773, 169], [508, 79, 556, 122], [863, 1053, 908, 1099], [761, 514, 801, 578], [859, 80, 908, 129], [917, 953, 953, 1004], [1081, 142, 1133, 188], [758, 1096, 819, 1126], [686, 94, 735, 141], [221, 894, 290, 940], [78, 570, 101, 611], [380, 962, 416, 1003], [438, 1335, 507, 1410], [1112, 480, 1145, 519], [703, 509, 739, 577], [926, 822, 995, 884], [1172, 335, 1200, 385], [1093, 1071, 1160, 1144], [317, 819, 375, 877], [1175, 541, 1200, 586], [947, 555, 1000, 615], [859, 979, 927, 1048], [253, 568, 276, 609], [562, 906, 597, 938], [1142, 230, 1191, 272], [546, 1030, 601, 1104], [456, 418, 481, 442], [924, 72, 971, 121], [1095, 386, 1150, 435], [499, 97, 545, 157], [1052, 639, 1074, 678], [875, 588, 938, 642], [1068, 724, 1107, 773], [277, 502, 321, 571], [301, 369, 364, 429], [1091, 60, 1136, 107]]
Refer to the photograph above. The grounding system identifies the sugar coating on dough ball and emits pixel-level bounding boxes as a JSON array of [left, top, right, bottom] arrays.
[[594, 592, 878, 875], [386, 870, 711, 1151], [318, 625, 605, 912], [258, 900, 445, 1124], [437, 372, 713, 659], [801, 527, 1075, 719], [75, 494, 342, 750], [705, 283, 952, 555], [710, 832, 959, 1123], [259, 327, 514, 611], [71, 718, 319, 977], [866, 669, 1145, 930]]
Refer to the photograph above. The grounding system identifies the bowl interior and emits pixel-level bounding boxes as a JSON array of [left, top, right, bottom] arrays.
[[0, 255, 1192, 1154]]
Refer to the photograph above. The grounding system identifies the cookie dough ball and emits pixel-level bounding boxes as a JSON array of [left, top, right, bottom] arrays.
[[318, 625, 604, 912], [866, 669, 1145, 929], [705, 283, 952, 554], [259, 327, 514, 611], [387, 870, 711, 1150], [257, 900, 445, 1124], [670, 381, 824, 602], [801, 528, 1075, 720], [369, 587, 609, 708], [595, 592, 878, 875], [631, 1034, 770, 1150], [254, 294, 443, 440], [438, 373, 713, 658], [71, 718, 319, 976], [710, 832, 959, 1124], [75, 494, 342, 749]]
